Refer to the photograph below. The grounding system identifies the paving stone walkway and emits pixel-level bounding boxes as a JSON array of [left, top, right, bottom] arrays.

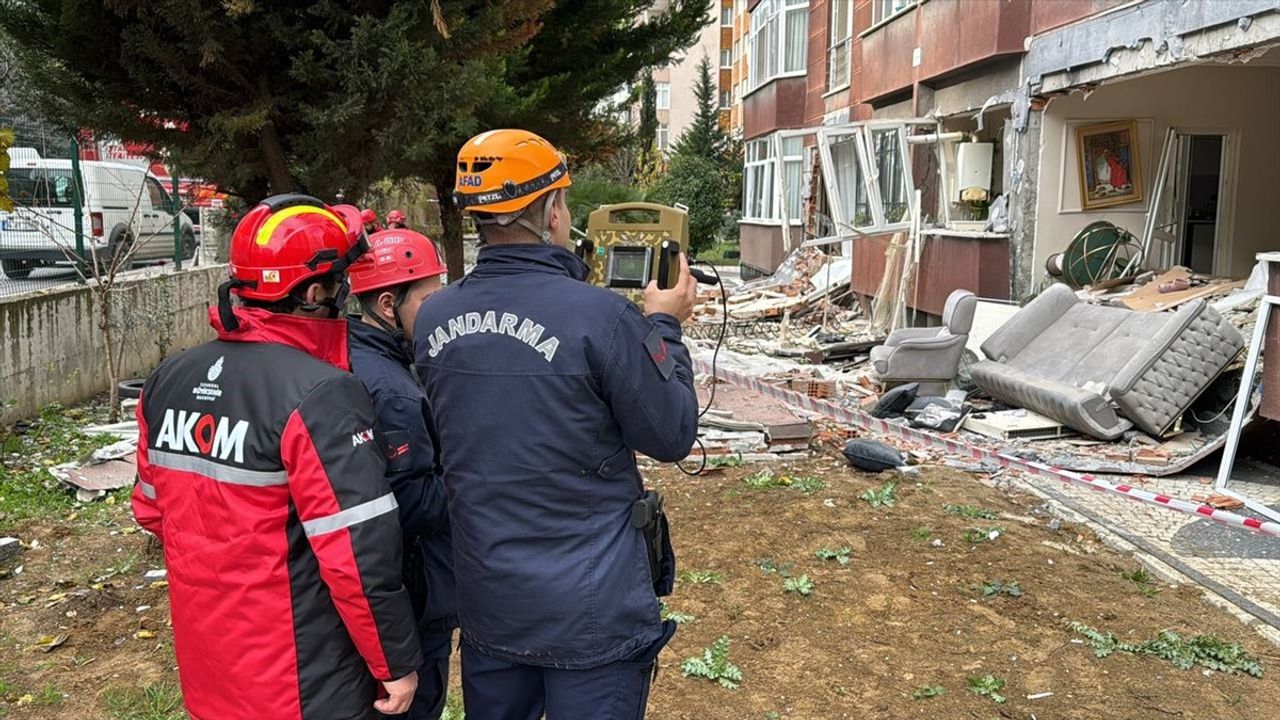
[[1007, 455, 1280, 632]]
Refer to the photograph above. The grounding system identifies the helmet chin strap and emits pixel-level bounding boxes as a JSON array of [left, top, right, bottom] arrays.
[[298, 277, 350, 320], [359, 286, 413, 353]]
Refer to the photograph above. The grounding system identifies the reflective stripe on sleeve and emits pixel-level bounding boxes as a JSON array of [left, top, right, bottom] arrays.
[[148, 449, 288, 487], [302, 493, 399, 538]]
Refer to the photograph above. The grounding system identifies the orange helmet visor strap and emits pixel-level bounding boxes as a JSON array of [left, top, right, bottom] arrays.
[[454, 161, 568, 210]]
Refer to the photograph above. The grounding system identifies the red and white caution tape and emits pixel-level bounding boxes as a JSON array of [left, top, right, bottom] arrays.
[[695, 359, 1280, 539]]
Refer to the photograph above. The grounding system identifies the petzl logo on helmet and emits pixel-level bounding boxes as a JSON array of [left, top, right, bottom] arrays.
[[262, 270, 281, 284], [207, 356, 224, 382], [154, 409, 250, 464]]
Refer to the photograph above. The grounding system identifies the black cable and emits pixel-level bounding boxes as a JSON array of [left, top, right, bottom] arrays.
[[677, 260, 728, 477]]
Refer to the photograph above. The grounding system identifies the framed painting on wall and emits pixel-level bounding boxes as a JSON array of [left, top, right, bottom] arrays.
[[1076, 120, 1143, 210]]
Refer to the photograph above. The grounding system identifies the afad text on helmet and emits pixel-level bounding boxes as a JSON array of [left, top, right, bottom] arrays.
[[425, 310, 560, 362]]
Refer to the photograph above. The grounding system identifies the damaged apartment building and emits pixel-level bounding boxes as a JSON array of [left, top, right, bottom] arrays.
[[737, 0, 1279, 301], [711, 0, 1280, 520]]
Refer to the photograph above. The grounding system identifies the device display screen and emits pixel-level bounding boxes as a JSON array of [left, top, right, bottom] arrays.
[[607, 247, 652, 288]]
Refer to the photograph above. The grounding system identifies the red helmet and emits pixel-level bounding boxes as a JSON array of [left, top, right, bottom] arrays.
[[331, 204, 366, 245], [349, 229, 446, 296], [361, 208, 379, 225], [387, 209, 406, 224], [228, 194, 362, 302]]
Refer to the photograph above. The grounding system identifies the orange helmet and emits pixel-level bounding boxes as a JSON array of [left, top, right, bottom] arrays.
[[349, 229, 446, 296], [453, 129, 572, 215], [227, 194, 361, 302]]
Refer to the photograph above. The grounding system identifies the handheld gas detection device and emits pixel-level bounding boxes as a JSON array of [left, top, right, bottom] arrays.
[[576, 202, 710, 307]]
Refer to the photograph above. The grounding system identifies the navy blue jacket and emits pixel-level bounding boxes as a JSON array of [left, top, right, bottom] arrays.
[[413, 244, 698, 669], [348, 318, 457, 637]]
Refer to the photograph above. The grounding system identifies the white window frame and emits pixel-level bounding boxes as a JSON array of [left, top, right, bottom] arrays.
[[742, 132, 804, 226], [826, 0, 853, 94], [873, 0, 915, 24], [720, 89, 732, 109], [743, 137, 776, 223], [721, 5, 733, 26], [721, 48, 732, 68], [657, 124, 670, 151], [747, 0, 809, 94], [655, 81, 671, 110]]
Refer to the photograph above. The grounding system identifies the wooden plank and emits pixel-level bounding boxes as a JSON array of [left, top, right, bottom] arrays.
[[1122, 278, 1244, 312]]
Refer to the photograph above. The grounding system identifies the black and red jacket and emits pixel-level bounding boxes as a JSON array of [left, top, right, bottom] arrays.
[[132, 306, 422, 720]]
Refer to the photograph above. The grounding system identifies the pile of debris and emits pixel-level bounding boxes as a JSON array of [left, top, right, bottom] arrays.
[[696, 383, 815, 460]]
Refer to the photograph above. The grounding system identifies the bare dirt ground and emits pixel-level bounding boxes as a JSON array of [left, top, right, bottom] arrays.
[[2, 452, 1279, 719]]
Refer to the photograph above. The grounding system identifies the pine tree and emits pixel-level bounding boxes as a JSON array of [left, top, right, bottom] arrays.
[[1, 0, 711, 278], [637, 76, 659, 166], [671, 56, 727, 162]]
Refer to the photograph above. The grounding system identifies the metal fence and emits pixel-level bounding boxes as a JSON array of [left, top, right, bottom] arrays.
[[1, 134, 206, 297]]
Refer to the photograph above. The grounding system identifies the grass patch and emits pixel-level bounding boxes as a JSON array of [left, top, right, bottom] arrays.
[[660, 601, 696, 625], [741, 469, 826, 495], [1121, 567, 1161, 597], [681, 636, 743, 690], [754, 557, 796, 577], [911, 527, 932, 541], [1072, 622, 1263, 677], [102, 682, 185, 720], [911, 685, 946, 700], [978, 580, 1023, 598], [696, 242, 741, 265], [962, 526, 1005, 544], [858, 482, 897, 508], [678, 570, 725, 585], [967, 674, 1007, 704], [814, 546, 852, 565], [0, 402, 115, 531], [942, 503, 997, 520], [783, 574, 814, 597], [707, 453, 745, 469], [442, 694, 465, 720]]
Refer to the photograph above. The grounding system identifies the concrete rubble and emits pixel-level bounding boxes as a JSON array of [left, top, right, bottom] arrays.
[[686, 246, 1266, 484]]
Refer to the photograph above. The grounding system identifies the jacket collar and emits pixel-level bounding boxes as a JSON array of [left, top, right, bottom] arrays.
[[208, 306, 351, 371], [347, 316, 412, 367], [470, 243, 589, 282]]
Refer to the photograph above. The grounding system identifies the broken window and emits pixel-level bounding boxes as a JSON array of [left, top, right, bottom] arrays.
[[829, 135, 872, 229], [871, 128, 910, 225], [811, 120, 936, 239]]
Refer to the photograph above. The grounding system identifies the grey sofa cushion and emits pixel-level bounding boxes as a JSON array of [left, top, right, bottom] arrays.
[[972, 282, 1242, 439], [970, 361, 1132, 439], [1111, 303, 1244, 435]]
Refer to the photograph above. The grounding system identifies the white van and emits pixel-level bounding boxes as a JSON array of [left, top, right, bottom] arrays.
[[0, 148, 196, 279]]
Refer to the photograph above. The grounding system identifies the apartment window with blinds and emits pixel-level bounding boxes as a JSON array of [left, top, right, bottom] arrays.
[[873, 0, 914, 24], [827, 0, 852, 92], [747, 0, 809, 92], [656, 82, 671, 110]]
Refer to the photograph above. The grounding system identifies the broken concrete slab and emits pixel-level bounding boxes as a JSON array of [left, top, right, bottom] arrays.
[[0, 537, 21, 563]]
